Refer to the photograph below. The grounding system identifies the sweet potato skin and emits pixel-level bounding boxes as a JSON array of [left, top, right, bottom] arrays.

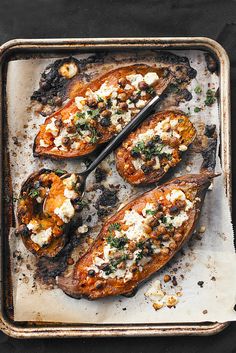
[[115, 111, 196, 185], [16, 169, 81, 258], [58, 174, 211, 299], [34, 64, 170, 159]]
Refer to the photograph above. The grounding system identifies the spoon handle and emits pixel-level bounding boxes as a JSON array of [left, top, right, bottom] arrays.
[[82, 92, 166, 176]]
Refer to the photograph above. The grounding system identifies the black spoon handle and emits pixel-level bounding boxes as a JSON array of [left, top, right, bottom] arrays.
[[82, 92, 166, 176]]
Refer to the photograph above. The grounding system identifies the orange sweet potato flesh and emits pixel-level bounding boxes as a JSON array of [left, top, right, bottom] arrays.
[[58, 174, 212, 299], [115, 111, 196, 185], [16, 169, 81, 257], [34, 64, 171, 159]]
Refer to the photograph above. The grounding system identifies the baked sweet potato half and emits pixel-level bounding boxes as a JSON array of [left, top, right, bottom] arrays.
[[34, 64, 171, 159], [115, 110, 196, 185], [58, 173, 212, 299], [16, 169, 82, 257]]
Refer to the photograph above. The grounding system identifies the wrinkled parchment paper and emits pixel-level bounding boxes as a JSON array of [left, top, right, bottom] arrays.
[[6, 50, 236, 323]]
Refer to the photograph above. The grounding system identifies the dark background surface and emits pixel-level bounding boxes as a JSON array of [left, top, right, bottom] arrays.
[[0, 0, 236, 352]]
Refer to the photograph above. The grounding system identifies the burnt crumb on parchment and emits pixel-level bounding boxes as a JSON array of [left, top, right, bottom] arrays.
[[204, 53, 219, 74], [95, 186, 119, 218], [95, 167, 108, 183], [197, 281, 204, 288]]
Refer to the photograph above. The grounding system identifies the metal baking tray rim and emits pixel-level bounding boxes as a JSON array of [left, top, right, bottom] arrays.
[[0, 37, 231, 338]]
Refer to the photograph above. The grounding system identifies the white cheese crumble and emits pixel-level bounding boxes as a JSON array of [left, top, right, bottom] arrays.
[[143, 72, 159, 86], [45, 118, 59, 137], [64, 188, 77, 199], [75, 96, 86, 110], [31, 227, 52, 247], [166, 189, 186, 203], [54, 199, 75, 223], [27, 220, 39, 231], [132, 158, 144, 170], [179, 144, 188, 151], [136, 99, 146, 109], [63, 174, 77, 189], [95, 81, 116, 98], [123, 210, 148, 241], [126, 73, 143, 89], [166, 210, 189, 228], [77, 224, 89, 234], [39, 139, 49, 147]]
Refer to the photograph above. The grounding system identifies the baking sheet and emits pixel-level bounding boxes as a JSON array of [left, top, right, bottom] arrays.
[[6, 50, 236, 323]]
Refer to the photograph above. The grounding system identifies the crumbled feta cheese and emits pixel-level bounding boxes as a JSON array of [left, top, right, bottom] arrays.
[[166, 210, 189, 228], [179, 144, 188, 151], [136, 99, 146, 109], [123, 210, 147, 241], [75, 96, 86, 110], [143, 72, 159, 86], [64, 188, 78, 199], [170, 119, 178, 128], [27, 220, 39, 231], [124, 84, 132, 90], [153, 156, 161, 170], [133, 128, 155, 144], [54, 199, 75, 223], [77, 224, 89, 234], [145, 280, 165, 302], [126, 74, 143, 89], [31, 227, 52, 247], [54, 135, 63, 148], [166, 189, 186, 203], [63, 174, 77, 189], [96, 82, 116, 98], [39, 139, 49, 147], [71, 141, 81, 150], [46, 118, 59, 137], [142, 203, 156, 217], [132, 158, 144, 170]]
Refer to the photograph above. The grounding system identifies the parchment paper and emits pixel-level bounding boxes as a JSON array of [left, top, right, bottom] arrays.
[[6, 50, 236, 323]]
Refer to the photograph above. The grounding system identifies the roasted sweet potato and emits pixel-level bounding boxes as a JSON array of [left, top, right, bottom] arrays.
[[58, 174, 212, 299], [16, 169, 82, 257], [115, 111, 196, 185], [34, 64, 172, 159]]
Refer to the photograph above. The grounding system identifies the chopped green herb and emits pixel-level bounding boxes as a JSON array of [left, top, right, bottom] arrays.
[[194, 86, 202, 94], [204, 89, 216, 106], [146, 86, 156, 96], [74, 199, 88, 208], [194, 107, 201, 113], [107, 235, 128, 250], [97, 95, 104, 102], [87, 109, 100, 118], [178, 118, 184, 123], [145, 209, 157, 216], [54, 169, 67, 175], [28, 188, 39, 199], [108, 223, 121, 232], [115, 109, 123, 115], [136, 250, 144, 262]]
